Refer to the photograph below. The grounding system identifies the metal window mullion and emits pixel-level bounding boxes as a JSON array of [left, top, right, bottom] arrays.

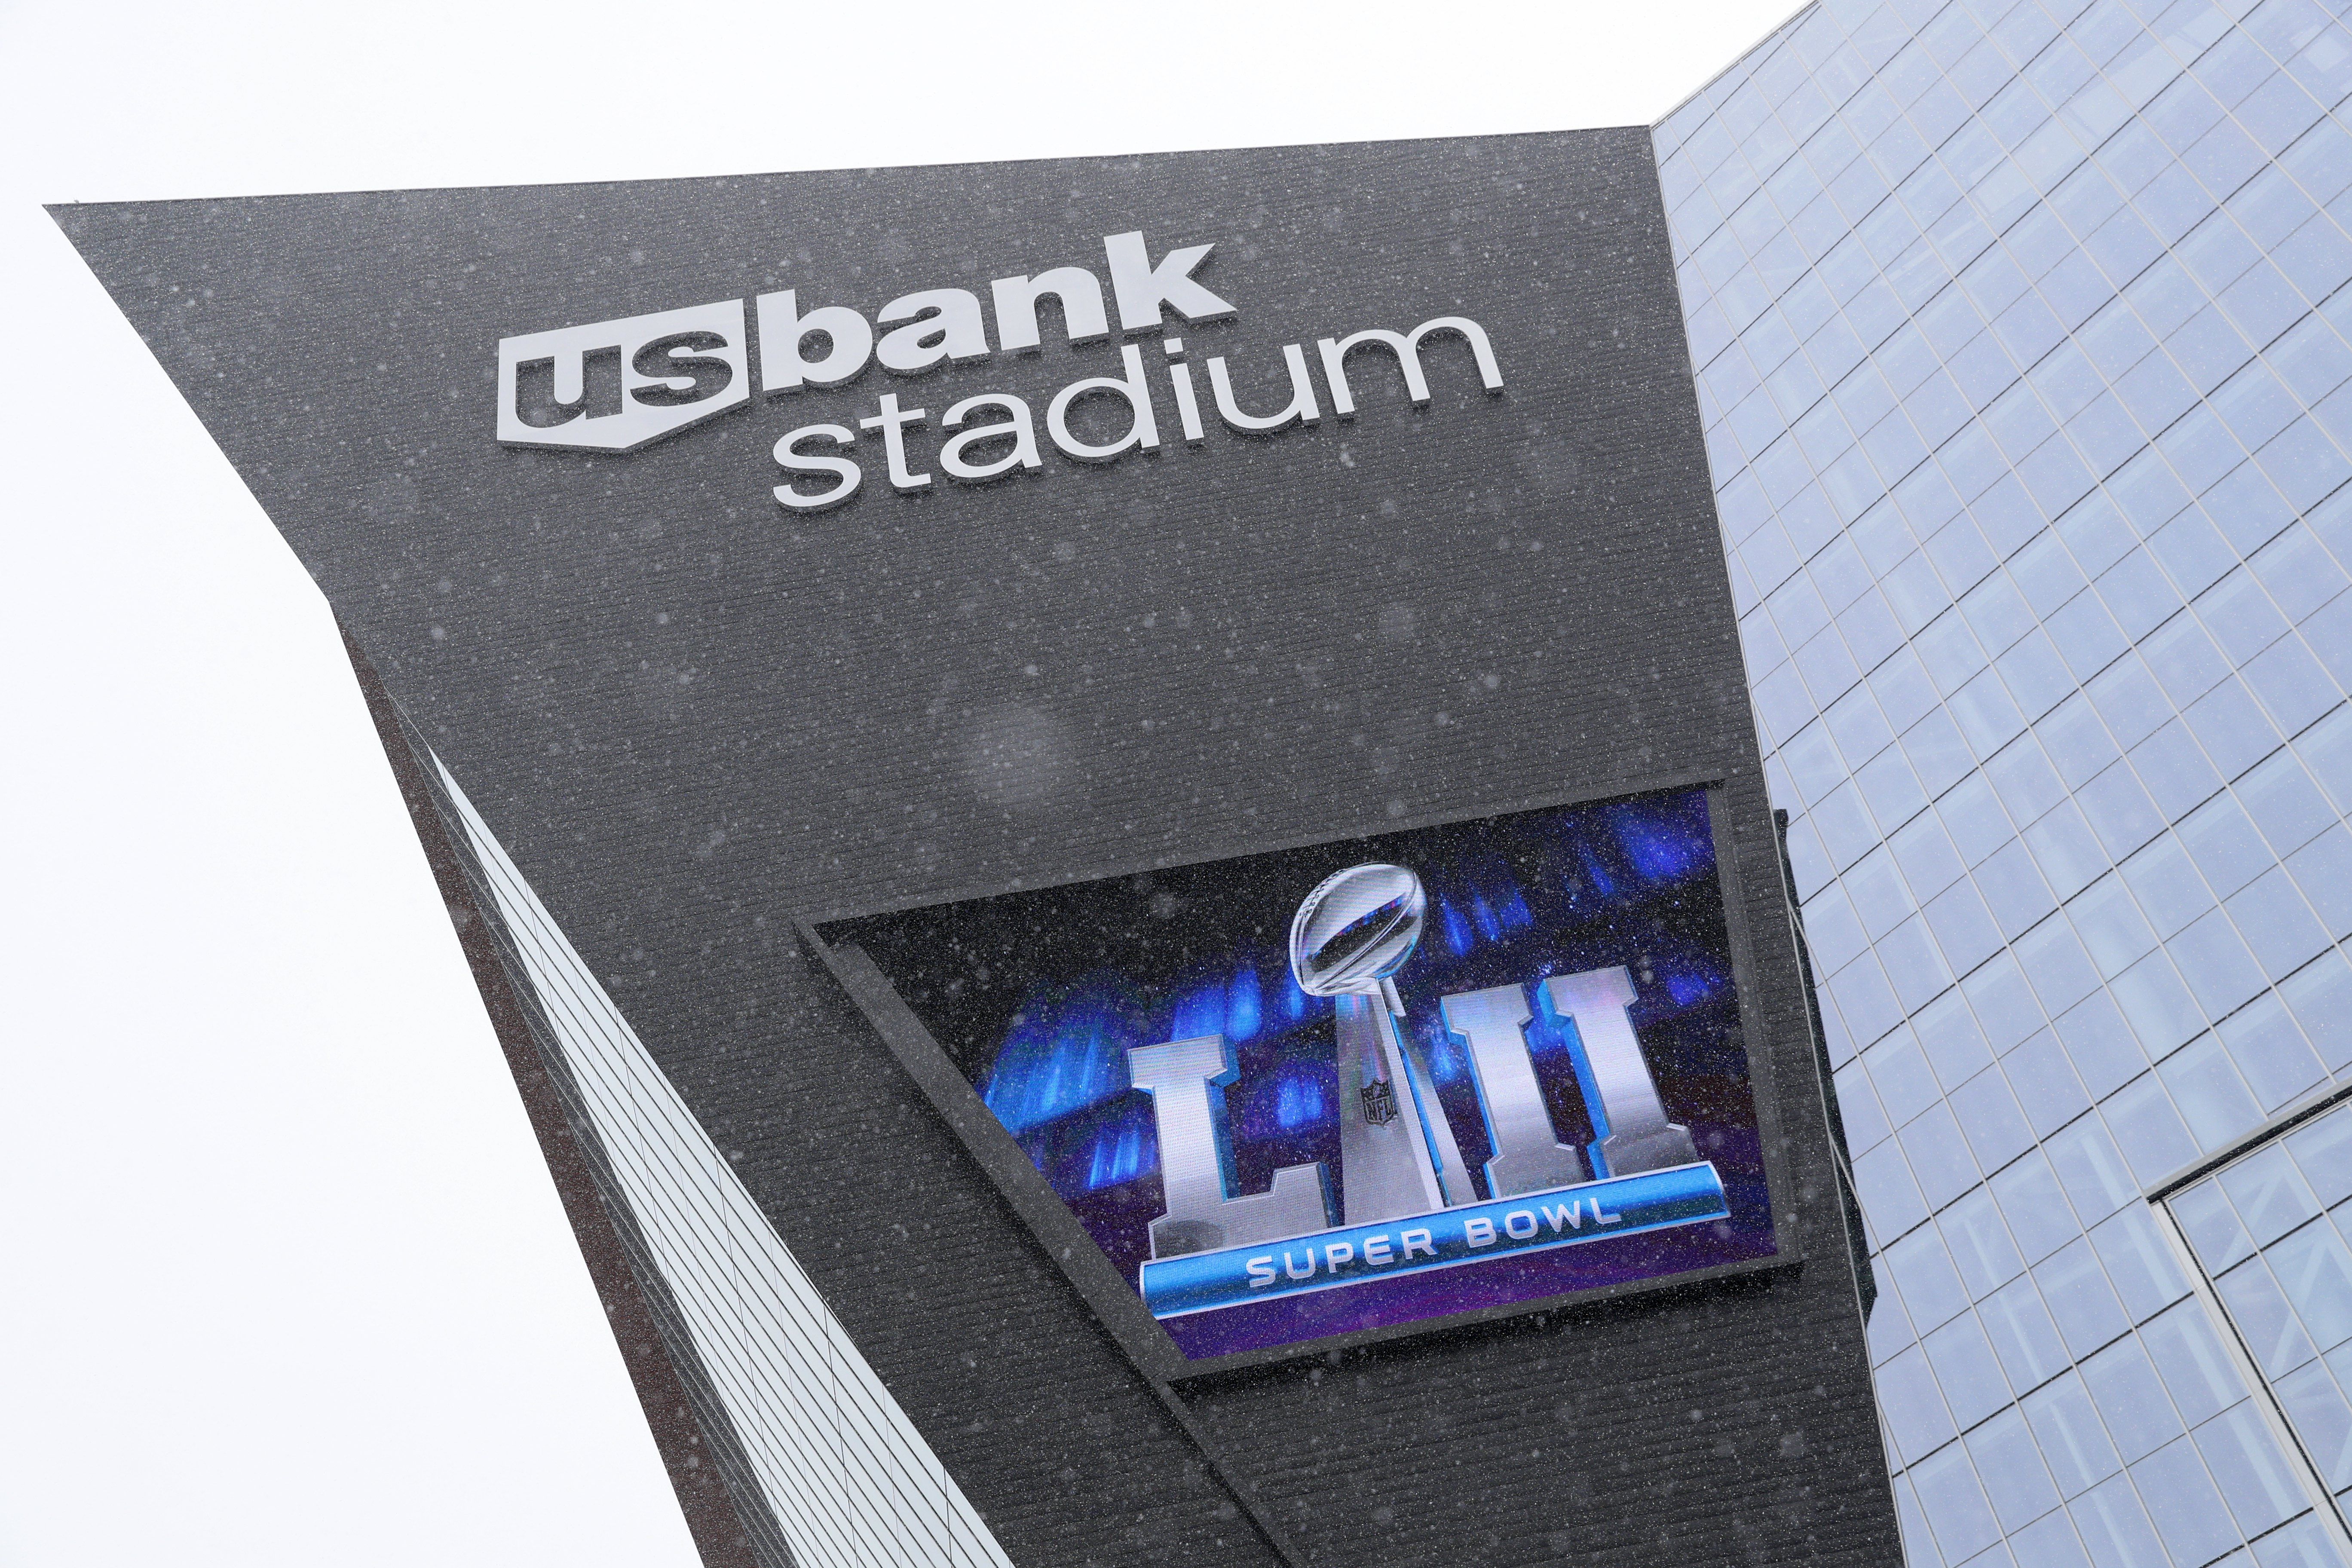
[[457, 842, 880, 1568], [441, 766, 1001, 1568], [2151, 1192, 2352, 1550], [475, 882, 934, 1568]]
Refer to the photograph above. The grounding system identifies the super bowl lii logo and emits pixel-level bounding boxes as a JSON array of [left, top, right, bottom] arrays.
[[1130, 863, 1730, 1321], [824, 787, 1774, 1360]]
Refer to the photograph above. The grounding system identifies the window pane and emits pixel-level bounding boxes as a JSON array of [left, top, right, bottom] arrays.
[[2216, 1256, 2320, 1379], [2221, 1146, 2324, 1246], [2269, 1220, 2352, 1354], [2272, 1358, 2352, 1492], [2175, 1179, 2255, 1273], [2193, 1402, 2307, 1540]]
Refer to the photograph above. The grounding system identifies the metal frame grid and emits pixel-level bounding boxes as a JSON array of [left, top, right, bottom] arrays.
[[434, 759, 1014, 1568]]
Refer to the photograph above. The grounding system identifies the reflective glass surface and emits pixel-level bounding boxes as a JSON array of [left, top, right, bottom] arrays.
[[2171, 1104, 2352, 1519], [1657, 0, 2352, 1559]]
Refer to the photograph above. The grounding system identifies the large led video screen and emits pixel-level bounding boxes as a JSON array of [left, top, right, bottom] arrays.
[[823, 785, 1775, 1362]]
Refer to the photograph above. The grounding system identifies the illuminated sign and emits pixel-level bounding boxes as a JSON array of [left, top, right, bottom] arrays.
[[811, 785, 1778, 1369]]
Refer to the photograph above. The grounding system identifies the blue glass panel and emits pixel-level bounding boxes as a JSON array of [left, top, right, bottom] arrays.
[[2054, 989, 2149, 1099], [2241, 636, 2342, 736], [1993, 1147, 2086, 1263], [2269, 1357, 2352, 1494], [2286, 1104, 2352, 1209], [2082, 1334, 2187, 1462], [2110, 948, 2211, 1057], [1952, 1062, 2037, 1170], [2183, 677, 2286, 780], [2277, 950, 2352, 1072], [1979, 839, 2063, 935], [1929, 1309, 2018, 1428], [2264, 317, 2352, 408], [2073, 761, 2165, 858], [2067, 874, 2160, 974], [2250, 1511, 2348, 1568], [1970, 1406, 2064, 1531], [2024, 1372, 2123, 1497], [2095, 551, 2185, 641], [2273, 215, 2352, 305], [2223, 867, 2330, 979], [2174, 1177, 2256, 1272], [1941, 772, 2016, 864], [1986, 730, 2072, 820], [2128, 719, 2225, 816], [2002, 1032, 2095, 1140], [2159, 1032, 2267, 1148], [2086, 655, 2174, 748], [2131, 1431, 2241, 1565], [1860, 1136, 1935, 1240], [2093, 1206, 2189, 1323], [1969, 950, 2053, 1051], [2300, 594, 2352, 694], [2260, 496, 2352, 608], [2268, 1216, 2352, 1351], [2180, 792, 2278, 896], [2169, 906, 2271, 1014], [1882, 1341, 1962, 1463], [2048, 1112, 2141, 1222], [2102, 1074, 2202, 1183], [2214, 991, 2326, 1112], [2024, 801, 2109, 898], [1913, 1438, 2006, 1561], [2221, 1253, 2321, 1380], [1945, 1182, 2030, 1295], [2066, 1470, 2169, 1568], [1905, 1098, 1984, 1207], [1981, 1271, 2074, 1390]]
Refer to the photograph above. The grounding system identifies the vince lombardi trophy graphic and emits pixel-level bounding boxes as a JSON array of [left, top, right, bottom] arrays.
[[1289, 864, 1477, 1224]]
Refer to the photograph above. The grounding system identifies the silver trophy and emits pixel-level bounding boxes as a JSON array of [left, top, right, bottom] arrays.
[[1289, 864, 1476, 1223]]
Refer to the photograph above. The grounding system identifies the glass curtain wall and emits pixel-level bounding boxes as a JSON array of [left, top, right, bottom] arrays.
[[1654, 0, 2352, 1561]]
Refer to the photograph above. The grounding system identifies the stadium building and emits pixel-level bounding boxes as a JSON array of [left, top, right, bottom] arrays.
[[53, 1, 2352, 1562]]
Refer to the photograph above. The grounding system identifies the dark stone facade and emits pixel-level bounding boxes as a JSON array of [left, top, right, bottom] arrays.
[[60, 128, 1899, 1565]]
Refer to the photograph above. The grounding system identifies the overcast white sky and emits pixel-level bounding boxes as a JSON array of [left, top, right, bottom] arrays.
[[0, 3, 1799, 1562]]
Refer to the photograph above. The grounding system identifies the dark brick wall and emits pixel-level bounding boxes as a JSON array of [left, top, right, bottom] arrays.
[[60, 128, 1899, 1565]]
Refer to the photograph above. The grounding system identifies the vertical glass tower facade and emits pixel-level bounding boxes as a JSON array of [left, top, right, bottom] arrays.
[[1655, 0, 2352, 1562]]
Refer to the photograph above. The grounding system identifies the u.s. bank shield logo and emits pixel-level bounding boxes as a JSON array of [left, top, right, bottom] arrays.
[[825, 787, 1776, 1363], [496, 299, 749, 452]]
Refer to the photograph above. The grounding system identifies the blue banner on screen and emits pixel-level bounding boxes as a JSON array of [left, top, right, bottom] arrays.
[[1139, 1162, 1730, 1318], [827, 786, 1778, 1361]]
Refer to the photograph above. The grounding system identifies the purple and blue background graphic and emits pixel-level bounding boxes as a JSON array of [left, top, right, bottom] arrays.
[[828, 787, 1776, 1359]]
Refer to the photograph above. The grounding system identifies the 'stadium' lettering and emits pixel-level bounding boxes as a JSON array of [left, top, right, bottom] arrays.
[[772, 425, 860, 513], [1207, 343, 1319, 435], [495, 232, 1512, 480], [1317, 318, 1504, 416], [938, 394, 1041, 484], [1045, 345, 1159, 463], [768, 312, 1502, 506]]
